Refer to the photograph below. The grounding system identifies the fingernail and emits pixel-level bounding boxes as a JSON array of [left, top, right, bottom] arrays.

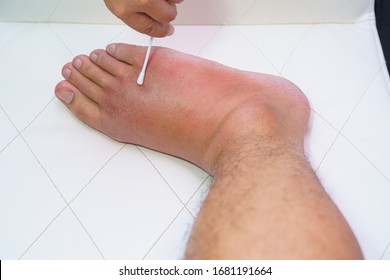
[[56, 90, 74, 104], [73, 58, 82, 69], [62, 68, 71, 79], [107, 44, 116, 54], [90, 53, 98, 62]]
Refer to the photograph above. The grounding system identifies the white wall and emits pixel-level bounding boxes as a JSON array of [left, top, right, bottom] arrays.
[[0, 0, 374, 24]]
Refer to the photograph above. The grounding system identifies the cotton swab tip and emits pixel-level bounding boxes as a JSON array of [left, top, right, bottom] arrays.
[[137, 37, 154, 86]]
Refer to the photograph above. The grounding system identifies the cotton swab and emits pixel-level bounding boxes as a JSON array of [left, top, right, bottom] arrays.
[[137, 37, 154, 86]]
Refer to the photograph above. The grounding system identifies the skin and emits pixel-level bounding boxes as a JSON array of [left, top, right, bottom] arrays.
[[103, 0, 184, 37], [55, 44, 364, 259]]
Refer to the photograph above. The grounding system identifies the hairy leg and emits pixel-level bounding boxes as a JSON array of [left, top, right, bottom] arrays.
[[55, 44, 363, 259]]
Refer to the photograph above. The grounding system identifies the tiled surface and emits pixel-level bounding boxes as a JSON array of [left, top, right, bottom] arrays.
[[0, 0, 374, 24], [0, 136, 66, 259], [318, 135, 390, 259], [1, 0, 390, 260]]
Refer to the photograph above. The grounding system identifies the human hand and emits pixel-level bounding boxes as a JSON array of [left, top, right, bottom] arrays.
[[104, 0, 184, 37]]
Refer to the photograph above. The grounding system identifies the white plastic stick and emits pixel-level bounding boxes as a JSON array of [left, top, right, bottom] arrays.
[[137, 37, 154, 86]]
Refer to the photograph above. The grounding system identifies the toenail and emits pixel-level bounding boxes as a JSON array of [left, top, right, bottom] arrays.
[[56, 90, 74, 104], [107, 44, 116, 54], [62, 68, 71, 79], [74, 58, 83, 69], [90, 53, 98, 62]]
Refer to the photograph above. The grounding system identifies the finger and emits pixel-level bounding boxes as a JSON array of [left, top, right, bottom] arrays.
[[140, 0, 178, 24], [123, 12, 174, 37]]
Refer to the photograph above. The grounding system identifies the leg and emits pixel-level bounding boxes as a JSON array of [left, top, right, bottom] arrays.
[[55, 44, 363, 259]]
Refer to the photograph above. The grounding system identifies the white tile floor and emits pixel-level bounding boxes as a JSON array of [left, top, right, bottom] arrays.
[[1, 20, 390, 260]]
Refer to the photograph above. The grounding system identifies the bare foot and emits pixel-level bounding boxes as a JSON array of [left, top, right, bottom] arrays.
[[55, 43, 310, 174]]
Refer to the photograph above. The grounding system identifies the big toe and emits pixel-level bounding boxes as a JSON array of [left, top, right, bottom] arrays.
[[55, 81, 101, 129]]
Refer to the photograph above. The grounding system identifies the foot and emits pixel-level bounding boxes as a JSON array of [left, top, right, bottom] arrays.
[[55, 43, 310, 173]]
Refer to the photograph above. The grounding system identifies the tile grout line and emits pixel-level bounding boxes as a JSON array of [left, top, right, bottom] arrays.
[[0, 96, 56, 155], [20, 134, 69, 204], [0, 105, 20, 155], [196, 25, 224, 56], [46, 0, 64, 22], [142, 206, 188, 260], [328, 24, 380, 66], [21, 97, 56, 134], [47, 23, 76, 57], [67, 205, 106, 260], [235, 0, 258, 25], [310, 108, 339, 132], [136, 147, 187, 208], [280, 24, 315, 75], [316, 64, 384, 171], [200, 0, 224, 25], [296, 0, 316, 23], [235, 26, 281, 75], [107, 25, 130, 44], [184, 175, 212, 219], [380, 240, 390, 260], [0, 22, 36, 52], [18, 205, 68, 259], [67, 143, 127, 206], [59, 144, 128, 260], [340, 133, 390, 184]]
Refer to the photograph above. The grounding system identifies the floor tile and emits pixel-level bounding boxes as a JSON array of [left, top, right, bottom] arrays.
[[237, 24, 312, 73], [0, 107, 18, 152], [49, 23, 126, 56], [0, 136, 66, 259], [0, 22, 32, 48], [174, 0, 221, 25], [383, 244, 390, 260], [330, 23, 382, 66], [0, 23, 72, 131], [71, 145, 183, 259], [139, 147, 209, 204], [205, 0, 257, 24], [155, 25, 221, 55], [304, 111, 339, 170], [282, 24, 380, 130], [186, 176, 213, 218], [0, 1, 28, 22], [198, 26, 279, 75], [21, 208, 103, 260], [144, 208, 194, 260], [22, 99, 124, 202], [240, 0, 313, 24], [342, 69, 390, 181], [49, 0, 120, 24], [0, 0, 58, 22], [318, 135, 390, 259]]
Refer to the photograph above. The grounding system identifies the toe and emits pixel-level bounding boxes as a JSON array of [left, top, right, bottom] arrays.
[[106, 43, 147, 67], [89, 50, 130, 77], [62, 62, 104, 104], [55, 81, 102, 129], [72, 55, 114, 88]]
